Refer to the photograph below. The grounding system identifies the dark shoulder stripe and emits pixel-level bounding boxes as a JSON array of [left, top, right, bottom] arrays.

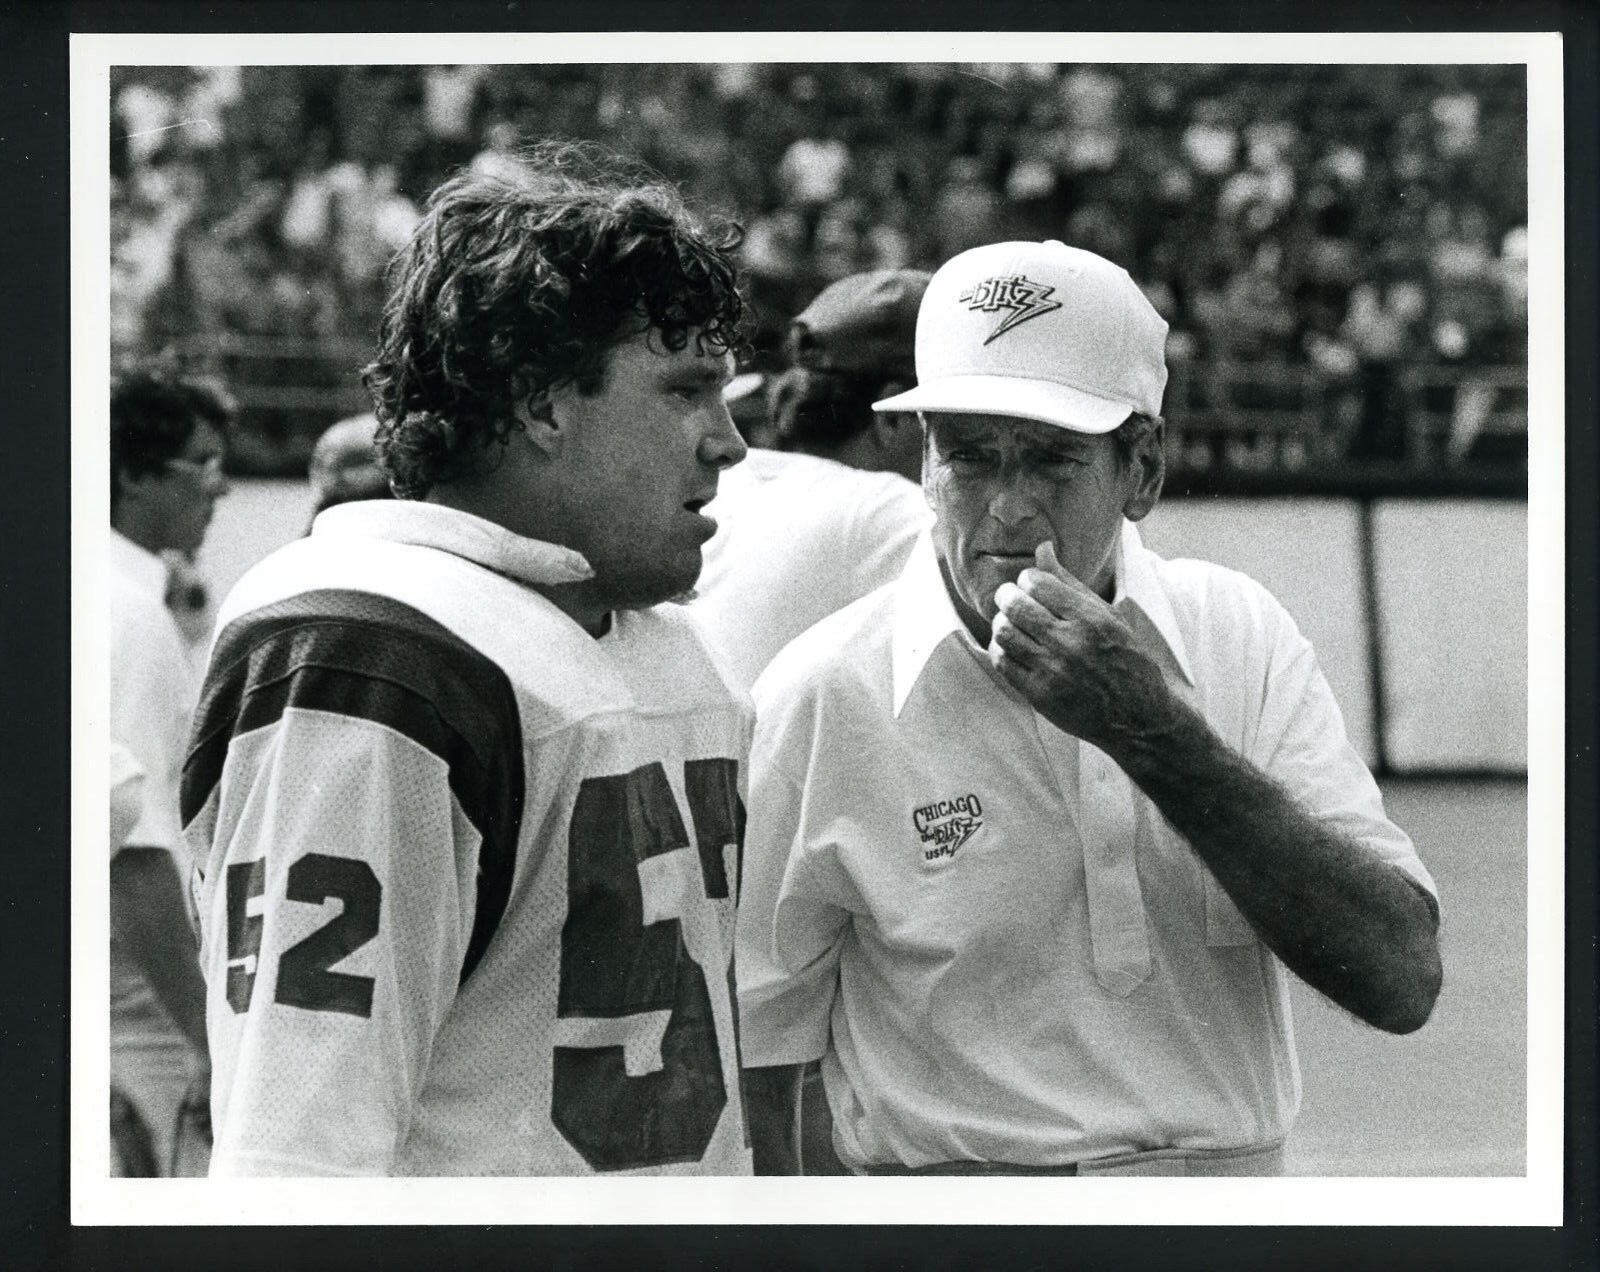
[[182, 588, 522, 986]]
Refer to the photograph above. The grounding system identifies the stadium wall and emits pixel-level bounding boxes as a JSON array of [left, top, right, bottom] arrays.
[[195, 483, 1527, 776], [1141, 497, 1527, 773]]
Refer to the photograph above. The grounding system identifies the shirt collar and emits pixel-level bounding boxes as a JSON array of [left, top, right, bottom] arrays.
[[1111, 519, 1196, 687], [310, 499, 596, 588], [890, 519, 1194, 718], [110, 528, 169, 600]]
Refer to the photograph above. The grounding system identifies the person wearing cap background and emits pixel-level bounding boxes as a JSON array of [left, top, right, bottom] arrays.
[[689, 269, 933, 693], [736, 240, 1442, 1176]]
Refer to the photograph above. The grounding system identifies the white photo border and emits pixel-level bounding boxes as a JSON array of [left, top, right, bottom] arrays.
[[70, 28, 1564, 1226]]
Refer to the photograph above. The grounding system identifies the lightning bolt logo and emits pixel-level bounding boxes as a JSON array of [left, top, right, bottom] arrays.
[[958, 273, 1063, 344], [945, 817, 981, 854]]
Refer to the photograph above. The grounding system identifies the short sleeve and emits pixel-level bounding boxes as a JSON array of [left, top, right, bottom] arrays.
[[109, 742, 146, 855], [199, 705, 474, 1177], [110, 590, 196, 858], [736, 729, 849, 1068], [1250, 595, 1439, 905]]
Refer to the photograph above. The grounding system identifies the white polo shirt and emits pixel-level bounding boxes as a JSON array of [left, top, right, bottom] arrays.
[[110, 529, 199, 859], [737, 523, 1436, 1171], [688, 448, 931, 691], [109, 528, 208, 1170]]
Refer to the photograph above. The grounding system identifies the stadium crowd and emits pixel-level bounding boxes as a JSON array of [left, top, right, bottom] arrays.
[[110, 62, 1529, 469]]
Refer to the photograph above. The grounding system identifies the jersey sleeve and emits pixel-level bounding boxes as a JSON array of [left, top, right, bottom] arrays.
[[735, 710, 849, 1068], [1248, 589, 1439, 909], [197, 699, 475, 1176], [184, 595, 525, 1176]]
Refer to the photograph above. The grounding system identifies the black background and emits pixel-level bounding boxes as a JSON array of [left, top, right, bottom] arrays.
[[4, 0, 1594, 1267]]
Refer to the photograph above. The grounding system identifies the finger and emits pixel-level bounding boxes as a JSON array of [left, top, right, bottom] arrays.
[[1032, 540, 1098, 598], [991, 607, 1044, 658], [994, 582, 1062, 640], [1016, 567, 1081, 614], [989, 643, 1042, 697], [1018, 568, 1107, 625]]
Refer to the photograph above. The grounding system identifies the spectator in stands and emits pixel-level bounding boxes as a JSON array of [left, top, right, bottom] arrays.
[[109, 363, 233, 1176], [1342, 279, 1424, 459], [111, 63, 1529, 477], [930, 155, 1005, 262]]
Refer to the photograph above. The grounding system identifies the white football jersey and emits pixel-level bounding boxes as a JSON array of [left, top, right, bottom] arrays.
[[182, 501, 753, 1176]]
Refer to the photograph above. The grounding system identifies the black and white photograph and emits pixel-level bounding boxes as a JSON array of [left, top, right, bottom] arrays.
[[69, 30, 1565, 1228]]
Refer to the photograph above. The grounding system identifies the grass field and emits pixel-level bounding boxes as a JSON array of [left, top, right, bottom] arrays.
[[193, 480, 1530, 1177]]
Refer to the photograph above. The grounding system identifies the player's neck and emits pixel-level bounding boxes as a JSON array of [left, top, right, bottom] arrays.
[[532, 579, 613, 638]]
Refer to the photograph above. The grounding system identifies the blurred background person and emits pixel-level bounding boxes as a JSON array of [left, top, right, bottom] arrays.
[[109, 363, 233, 1176], [690, 269, 934, 693], [305, 411, 392, 526]]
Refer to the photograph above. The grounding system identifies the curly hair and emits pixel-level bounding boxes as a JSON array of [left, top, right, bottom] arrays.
[[110, 360, 235, 512], [363, 142, 749, 498]]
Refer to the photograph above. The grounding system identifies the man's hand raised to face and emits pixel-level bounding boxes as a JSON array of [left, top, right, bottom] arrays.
[[988, 540, 1176, 753]]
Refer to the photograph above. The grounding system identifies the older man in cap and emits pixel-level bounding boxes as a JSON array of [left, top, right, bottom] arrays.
[[690, 269, 933, 692], [736, 240, 1442, 1176]]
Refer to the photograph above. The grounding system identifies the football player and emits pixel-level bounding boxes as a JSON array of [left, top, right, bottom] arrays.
[[183, 143, 754, 1176]]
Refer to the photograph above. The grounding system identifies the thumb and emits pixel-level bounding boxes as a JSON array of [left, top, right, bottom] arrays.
[[1035, 539, 1067, 577]]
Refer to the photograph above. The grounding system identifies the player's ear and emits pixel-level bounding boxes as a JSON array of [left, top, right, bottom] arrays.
[[1121, 416, 1166, 523], [513, 385, 563, 457]]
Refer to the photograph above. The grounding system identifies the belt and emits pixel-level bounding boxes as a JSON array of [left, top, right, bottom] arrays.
[[853, 1143, 1287, 1177]]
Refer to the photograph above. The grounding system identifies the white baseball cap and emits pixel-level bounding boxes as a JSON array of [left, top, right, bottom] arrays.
[[873, 240, 1169, 434]]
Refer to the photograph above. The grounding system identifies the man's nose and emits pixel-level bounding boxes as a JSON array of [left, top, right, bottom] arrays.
[[701, 402, 748, 470], [987, 484, 1040, 528]]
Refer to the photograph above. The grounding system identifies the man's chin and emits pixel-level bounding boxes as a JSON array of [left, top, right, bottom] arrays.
[[607, 562, 702, 612]]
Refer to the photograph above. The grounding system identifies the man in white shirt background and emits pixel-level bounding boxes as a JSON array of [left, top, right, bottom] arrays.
[[737, 240, 1443, 1175], [689, 269, 936, 1172], [109, 364, 233, 1175], [691, 268, 934, 692]]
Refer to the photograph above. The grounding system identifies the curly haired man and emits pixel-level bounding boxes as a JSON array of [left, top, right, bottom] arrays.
[[182, 144, 754, 1176]]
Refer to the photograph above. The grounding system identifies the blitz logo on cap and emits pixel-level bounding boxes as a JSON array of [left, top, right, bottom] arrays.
[[958, 274, 1062, 345], [913, 793, 984, 863]]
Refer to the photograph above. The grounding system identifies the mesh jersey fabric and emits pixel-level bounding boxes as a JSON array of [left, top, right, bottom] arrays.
[[182, 504, 754, 1176]]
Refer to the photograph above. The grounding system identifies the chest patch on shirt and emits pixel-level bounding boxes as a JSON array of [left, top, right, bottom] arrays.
[[912, 793, 984, 863]]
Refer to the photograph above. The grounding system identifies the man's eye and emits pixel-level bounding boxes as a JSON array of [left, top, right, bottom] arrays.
[[946, 448, 988, 463]]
